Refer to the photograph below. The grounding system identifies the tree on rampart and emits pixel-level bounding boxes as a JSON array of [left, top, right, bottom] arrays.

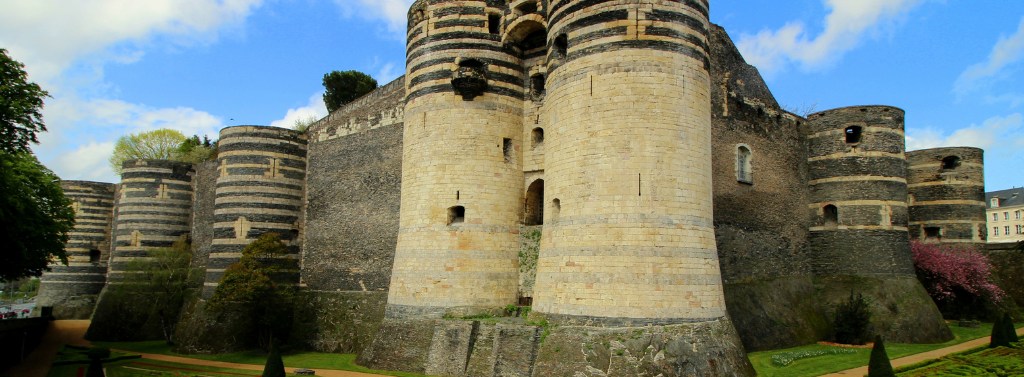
[[207, 233, 296, 349], [322, 70, 377, 112], [109, 129, 187, 174], [911, 241, 1005, 318], [0, 49, 75, 281]]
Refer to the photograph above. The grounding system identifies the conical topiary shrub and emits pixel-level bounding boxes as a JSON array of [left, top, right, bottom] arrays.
[[1003, 313, 1019, 343], [868, 335, 895, 377], [262, 342, 286, 377], [991, 314, 1009, 348]]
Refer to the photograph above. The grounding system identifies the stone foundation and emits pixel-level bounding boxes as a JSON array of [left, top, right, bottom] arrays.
[[813, 275, 952, 343]]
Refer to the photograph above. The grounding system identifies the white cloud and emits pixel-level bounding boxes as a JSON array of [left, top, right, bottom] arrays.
[[53, 142, 118, 182], [376, 62, 401, 84], [906, 113, 1023, 152], [736, 0, 922, 76], [269, 93, 328, 129], [34, 95, 225, 182], [334, 0, 415, 39], [954, 17, 1024, 99], [0, 0, 263, 86]]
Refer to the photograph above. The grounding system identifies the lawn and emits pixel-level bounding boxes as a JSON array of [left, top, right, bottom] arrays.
[[92, 340, 426, 377], [748, 322, 994, 377], [898, 346, 1024, 376]]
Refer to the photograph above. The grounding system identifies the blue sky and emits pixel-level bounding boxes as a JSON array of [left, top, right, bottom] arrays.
[[1, 0, 1021, 191]]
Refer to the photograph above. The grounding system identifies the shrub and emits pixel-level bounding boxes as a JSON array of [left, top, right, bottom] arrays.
[[832, 291, 872, 345], [911, 241, 1004, 317], [868, 335, 895, 377], [1003, 313, 1019, 343], [262, 342, 286, 377], [991, 314, 1009, 348]]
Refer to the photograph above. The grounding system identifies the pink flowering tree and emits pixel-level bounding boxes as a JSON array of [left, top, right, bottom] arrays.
[[911, 241, 1005, 318]]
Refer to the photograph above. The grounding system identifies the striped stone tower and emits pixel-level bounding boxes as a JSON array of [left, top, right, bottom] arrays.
[[805, 106, 913, 274], [107, 159, 195, 280], [805, 106, 951, 343], [36, 181, 116, 319], [382, 0, 524, 319], [907, 147, 986, 245], [203, 125, 306, 297], [530, 0, 752, 375]]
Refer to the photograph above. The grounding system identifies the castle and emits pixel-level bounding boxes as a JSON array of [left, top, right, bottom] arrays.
[[37, 1, 991, 376]]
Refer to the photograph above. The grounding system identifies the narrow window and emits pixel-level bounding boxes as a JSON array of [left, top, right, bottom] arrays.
[[991, 198, 1000, 207], [531, 127, 544, 147], [994, 227, 999, 236], [488, 14, 500, 34], [993, 213, 999, 221], [736, 145, 752, 184], [845, 126, 862, 143], [530, 73, 545, 97], [823, 205, 838, 227], [924, 227, 941, 240], [554, 34, 568, 57], [1005, 226, 1010, 235], [941, 156, 961, 169], [89, 249, 100, 264], [1006, 212, 1010, 220], [448, 206, 465, 225], [525, 179, 544, 225], [1016, 210, 1021, 220], [551, 198, 561, 221], [503, 138, 514, 163]]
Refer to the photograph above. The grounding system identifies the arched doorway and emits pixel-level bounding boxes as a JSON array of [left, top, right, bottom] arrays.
[[525, 179, 544, 225]]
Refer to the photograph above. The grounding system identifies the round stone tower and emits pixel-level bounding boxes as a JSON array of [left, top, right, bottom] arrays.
[[805, 106, 913, 275], [805, 106, 951, 343], [107, 159, 195, 280], [203, 125, 307, 297], [383, 0, 524, 319], [906, 147, 986, 245], [529, 0, 752, 375], [36, 181, 116, 319], [86, 159, 195, 340]]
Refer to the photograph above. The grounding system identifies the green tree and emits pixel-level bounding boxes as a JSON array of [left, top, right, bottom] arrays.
[[0, 152, 75, 281], [208, 233, 296, 348], [868, 335, 894, 377], [0, 48, 49, 154], [108, 128, 187, 174], [176, 134, 217, 164], [991, 314, 1009, 348], [832, 291, 872, 345], [322, 70, 377, 112], [88, 239, 194, 343]]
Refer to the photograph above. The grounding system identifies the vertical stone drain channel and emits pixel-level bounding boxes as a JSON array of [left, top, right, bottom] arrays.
[[203, 125, 307, 298], [805, 106, 952, 343], [37, 181, 116, 319], [906, 147, 987, 245], [86, 159, 194, 340]]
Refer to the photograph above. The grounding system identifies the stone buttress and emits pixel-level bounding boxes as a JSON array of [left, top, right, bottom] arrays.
[[906, 147, 986, 245], [36, 181, 116, 319], [805, 106, 951, 343]]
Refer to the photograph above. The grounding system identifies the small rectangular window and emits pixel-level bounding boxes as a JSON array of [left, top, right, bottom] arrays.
[[994, 227, 1000, 236], [924, 227, 941, 239], [488, 14, 500, 34], [994, 213, 999, 221], [1005, 212, 1010, 220], [1016, 211, 1021, 220], [1005, 226, 1010, 235]]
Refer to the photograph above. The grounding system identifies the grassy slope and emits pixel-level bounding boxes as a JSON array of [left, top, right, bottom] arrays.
[[749, 323, 993, 377], [92, 340, 425, 377]]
